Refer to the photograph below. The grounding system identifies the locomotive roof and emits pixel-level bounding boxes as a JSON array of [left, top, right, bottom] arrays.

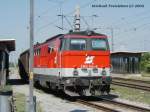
[[45, 31, 106, 42], [67, 30, 106, 36], [20, 31, 107, 56], [33, 31, 107, 48], [45, 34, 63, 42]]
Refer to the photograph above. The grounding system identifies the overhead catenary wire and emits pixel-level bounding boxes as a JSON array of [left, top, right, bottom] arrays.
[[35, 1, 150, 52], [113, 15, 150, 32], [109, 10, 150, 38], [114, 21, 150, 38], [64, 16, 74, 29], [35, 0, 69, 20], [36, 0, 96, 33], [81, 16, 90, 29], [36, 2, 150, 32], [111, 9, 150, 27], [35, 0, 69, 32]]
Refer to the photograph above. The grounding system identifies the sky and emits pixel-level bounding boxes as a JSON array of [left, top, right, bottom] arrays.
[[0, 0, 150, 63]]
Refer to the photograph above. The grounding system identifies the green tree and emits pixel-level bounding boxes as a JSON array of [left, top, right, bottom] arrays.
[[141, 52, 150, 73]]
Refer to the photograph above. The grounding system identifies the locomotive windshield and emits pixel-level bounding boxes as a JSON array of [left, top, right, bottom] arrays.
[[70, 39, 86, 50], [91, 39, 108, 50], [60, 38, 109, 51]]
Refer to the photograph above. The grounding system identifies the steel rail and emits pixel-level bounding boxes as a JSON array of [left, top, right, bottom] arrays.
[[76, 99, 119, 112], [113, 77, 150, 84], [112, 81, 150, 91], [100, 97, 150, 112], [77, 98, 150, 112]]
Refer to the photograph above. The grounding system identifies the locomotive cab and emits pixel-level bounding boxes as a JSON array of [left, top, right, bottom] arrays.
[[58, 31, 112, 96]]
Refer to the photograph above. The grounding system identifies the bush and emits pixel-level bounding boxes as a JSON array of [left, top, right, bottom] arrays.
[[145, 63, 150, 73], [141, 52, 150, 73]]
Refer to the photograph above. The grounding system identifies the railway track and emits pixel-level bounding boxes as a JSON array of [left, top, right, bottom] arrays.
[[77, 99, 118, 112], [76, 97, 150, 112], [113, 77, 150, 84], [35, 80, 150, 112], [112, 77, 150, 91]]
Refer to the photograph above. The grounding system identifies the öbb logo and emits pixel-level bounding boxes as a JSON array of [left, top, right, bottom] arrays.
[[84, 56, 95, 64]]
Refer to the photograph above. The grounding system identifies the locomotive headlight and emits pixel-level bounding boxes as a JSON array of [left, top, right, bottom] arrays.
[[81, 68, 88, 73], [66, 79, 71, 84], [73, 69, 78, 76], [102, 68, 106, 76], [93, 68, 98, 73]]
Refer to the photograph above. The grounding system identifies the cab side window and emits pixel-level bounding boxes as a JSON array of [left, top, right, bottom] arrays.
[[48, 46, 54, 54]]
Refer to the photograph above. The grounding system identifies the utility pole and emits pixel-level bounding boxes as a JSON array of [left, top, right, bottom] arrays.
[[57, 2, 64, 30], [110, 28, 114, 52], [91, 14, 98, 29], [60, 3, 64, 30], [29, 0, 34, 112]]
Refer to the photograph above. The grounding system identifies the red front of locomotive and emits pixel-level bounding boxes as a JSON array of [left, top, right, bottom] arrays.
[[58, 32, 111, 95]]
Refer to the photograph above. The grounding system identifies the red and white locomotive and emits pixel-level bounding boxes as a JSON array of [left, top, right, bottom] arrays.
[[19, 30, 112, 96]]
